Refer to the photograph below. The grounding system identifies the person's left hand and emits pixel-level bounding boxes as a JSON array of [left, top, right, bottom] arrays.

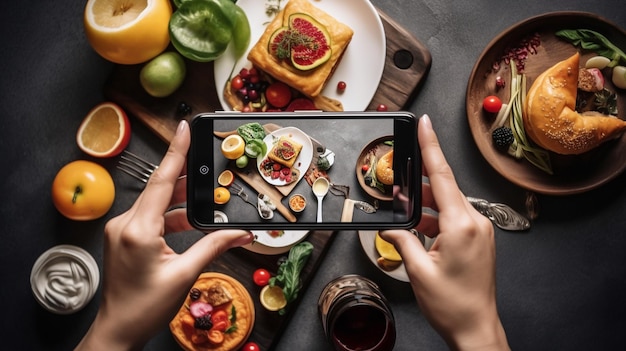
[[76, 120, 254, 351]]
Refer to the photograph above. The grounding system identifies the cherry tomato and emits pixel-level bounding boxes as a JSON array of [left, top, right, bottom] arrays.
[[361, 164, 369, 172], [253, 268, 270, 286], [241, 342, 261, 351], [231, 75, 244, 90], [482, 95, 503, 113], [337, 81, 347, 91], [265, 81, 292, 108]]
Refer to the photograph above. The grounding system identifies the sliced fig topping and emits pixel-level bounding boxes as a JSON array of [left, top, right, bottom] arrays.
[[288, 14, 331, 70], [267, 13, 331, 71]]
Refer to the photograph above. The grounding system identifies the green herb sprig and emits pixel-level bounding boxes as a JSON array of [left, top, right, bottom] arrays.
[[556, 29, 626, 67]]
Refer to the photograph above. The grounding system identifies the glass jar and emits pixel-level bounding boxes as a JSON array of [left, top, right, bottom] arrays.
[[318, 275, 396, 351]]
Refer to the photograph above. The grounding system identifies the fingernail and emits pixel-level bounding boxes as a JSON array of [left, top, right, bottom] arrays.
[[232, 232, 255, 247], [175, 120, 188, 136], [420, 114, 431, 129]]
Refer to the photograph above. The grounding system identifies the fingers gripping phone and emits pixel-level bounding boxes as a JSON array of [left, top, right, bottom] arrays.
[[187, 111, 421, 230]]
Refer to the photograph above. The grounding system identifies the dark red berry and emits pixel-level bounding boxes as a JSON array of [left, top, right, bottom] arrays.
[[189, 288, 201, 301], [337, 81, 347, 91], [376, 104, 388, 111]]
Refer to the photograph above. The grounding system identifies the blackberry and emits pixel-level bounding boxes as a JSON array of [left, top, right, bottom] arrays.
[[189, 288, 201, 301], [194, 314, 213, 330], [492, 126, 514, 149], [176, 101, 192, 118]]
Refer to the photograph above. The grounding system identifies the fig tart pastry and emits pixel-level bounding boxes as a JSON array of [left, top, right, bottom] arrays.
[[247, 0, 354, 98]]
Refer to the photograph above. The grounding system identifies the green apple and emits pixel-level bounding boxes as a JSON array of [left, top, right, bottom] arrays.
[[140, 51, 186, 97]]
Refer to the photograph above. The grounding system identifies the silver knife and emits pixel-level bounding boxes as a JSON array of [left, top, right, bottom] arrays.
[[467, 197, 530, 231], [341, 199, 376, 222]]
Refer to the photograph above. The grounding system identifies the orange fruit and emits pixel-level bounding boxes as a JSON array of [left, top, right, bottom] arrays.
[[84, 0, 172, 64], [52, 160, 115, 221], [260, 285, 287, 311], [220, 135, 245, 160], [77, 102, 131, 158], [214, 187, 231, 204], [217, 170, 235, 186]]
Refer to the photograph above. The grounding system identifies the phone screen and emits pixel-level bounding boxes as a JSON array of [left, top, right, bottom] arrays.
[[187, 111, 420, 230]]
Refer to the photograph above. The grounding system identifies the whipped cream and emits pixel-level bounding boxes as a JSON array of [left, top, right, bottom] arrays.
[[30, 245, 99, 314]]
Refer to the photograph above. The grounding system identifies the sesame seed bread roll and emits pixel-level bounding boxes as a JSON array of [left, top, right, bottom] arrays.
[[523, 52, 626, 155]]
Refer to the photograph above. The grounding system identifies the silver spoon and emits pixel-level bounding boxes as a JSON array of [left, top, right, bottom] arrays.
[[312, 177, 330, 223], [467, 197, 530, 231]]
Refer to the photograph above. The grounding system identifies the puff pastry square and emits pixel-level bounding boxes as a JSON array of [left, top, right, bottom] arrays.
[[269, 136, 303, 168], [247, 0, 354, 97]]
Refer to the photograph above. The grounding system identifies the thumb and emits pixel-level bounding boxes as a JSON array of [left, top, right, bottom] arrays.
[[178, 230, 254, 273], [379, 229, 430, 274]]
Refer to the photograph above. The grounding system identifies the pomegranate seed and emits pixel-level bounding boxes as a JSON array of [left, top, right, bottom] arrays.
[[337, 81, 347, 91], [376, 104, 388, 111]]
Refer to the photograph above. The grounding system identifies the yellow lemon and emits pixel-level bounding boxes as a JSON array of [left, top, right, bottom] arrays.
[[260, 285, 287, 311], [221, 135, 246, 160], [375, 232, 402, 262], [214, 187, 231, 204], [84, 0, 172, 64]]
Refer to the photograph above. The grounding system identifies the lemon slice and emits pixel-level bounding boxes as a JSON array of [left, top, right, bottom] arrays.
[[260, 285, 287, 311], [375, 232, 402, 262]]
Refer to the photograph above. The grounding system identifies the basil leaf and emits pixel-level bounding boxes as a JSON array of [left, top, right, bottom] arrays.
[[269, 241, 314, 310], [555, 29, 626, 66]]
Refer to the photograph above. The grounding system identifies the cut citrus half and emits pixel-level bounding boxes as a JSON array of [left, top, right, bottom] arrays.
[[84, 0, 172, 64], [217, 170, 234, 186], [260, 285, 287, 311], [221, 135, 245, 160], [77, 102, 131, 158], [214, 187, 231, 204], [375, 232, 402, 262]]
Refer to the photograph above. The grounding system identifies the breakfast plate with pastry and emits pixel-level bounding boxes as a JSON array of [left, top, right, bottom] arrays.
[[257, 126, 313, 186], [214, 0, 386, 112], [466, 11, 626, 195], [356, 136, 394, 201]]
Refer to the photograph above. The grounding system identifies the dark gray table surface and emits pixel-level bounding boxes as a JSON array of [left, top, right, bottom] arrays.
[[2, 0, 625, 350]]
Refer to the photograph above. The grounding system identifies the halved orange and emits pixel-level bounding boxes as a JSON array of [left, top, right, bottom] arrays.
[[84, 0, 172, 64], [77, 102, 131, 158], [217, 170, 235, 186]]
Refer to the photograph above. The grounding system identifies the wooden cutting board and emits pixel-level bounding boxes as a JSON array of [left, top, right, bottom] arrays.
[[103, 9, 432, 143], [103, 8, 430, 350]]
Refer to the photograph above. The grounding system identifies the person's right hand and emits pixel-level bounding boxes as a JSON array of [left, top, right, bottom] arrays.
[[381, 114, 509, 351]]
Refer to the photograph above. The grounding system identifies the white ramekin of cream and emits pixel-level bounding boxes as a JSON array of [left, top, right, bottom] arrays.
[[30, 245, 99, 314]]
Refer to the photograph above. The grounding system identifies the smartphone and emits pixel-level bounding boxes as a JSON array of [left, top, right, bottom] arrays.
[[187, 111, 421, 230]]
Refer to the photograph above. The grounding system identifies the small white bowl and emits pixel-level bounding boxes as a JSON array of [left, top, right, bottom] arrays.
[[30, 245, 99, 314]]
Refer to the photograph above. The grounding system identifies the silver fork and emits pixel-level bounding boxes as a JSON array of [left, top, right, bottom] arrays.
[[229, 182, 257, 208], [117, 150, 158, 184]]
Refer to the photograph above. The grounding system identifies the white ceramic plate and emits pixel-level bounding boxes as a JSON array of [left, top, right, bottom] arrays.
[[358, 230, 434, 282], [214, 0, 386, 111], [243, 230, 310, 255], [257, 127, 313, 186]]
